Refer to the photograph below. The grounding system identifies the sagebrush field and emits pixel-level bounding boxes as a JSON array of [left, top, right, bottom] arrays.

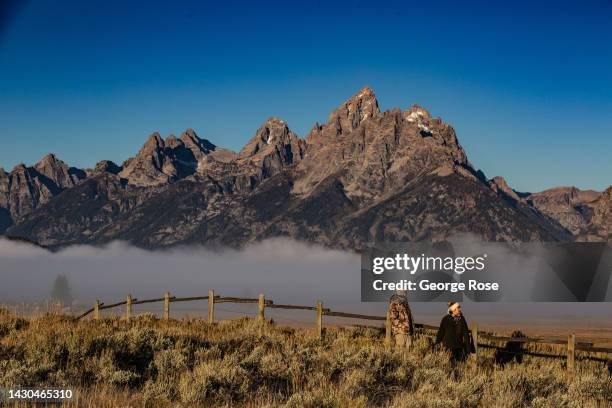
[[0, 308, 610, 407]]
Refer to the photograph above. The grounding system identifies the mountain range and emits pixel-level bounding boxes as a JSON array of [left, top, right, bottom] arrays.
[[1, 87, 610, 250]]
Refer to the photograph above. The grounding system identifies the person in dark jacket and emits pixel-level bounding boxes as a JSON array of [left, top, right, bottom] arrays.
[[435, 301, 475, 363]]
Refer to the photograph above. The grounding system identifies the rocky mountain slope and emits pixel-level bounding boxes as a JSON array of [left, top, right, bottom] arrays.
[[0, 154, 86, 232], [524, 187, 601, 235], [2, 87, 608, 249], [580, 187, 612, 241]]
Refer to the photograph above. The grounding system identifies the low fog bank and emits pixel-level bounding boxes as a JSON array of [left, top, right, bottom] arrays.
[[0, 238, 360, 308], [0, 238, 610, 325]]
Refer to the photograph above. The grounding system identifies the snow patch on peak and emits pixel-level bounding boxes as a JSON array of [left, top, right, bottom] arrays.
[[418, 123, 431, 133], [406, 110, 426, 123], [266, 117, 286, 125], [403, 106, 434, 134]]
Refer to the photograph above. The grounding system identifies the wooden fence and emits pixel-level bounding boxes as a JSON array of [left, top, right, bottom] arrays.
[[74, 291, 612, 378]]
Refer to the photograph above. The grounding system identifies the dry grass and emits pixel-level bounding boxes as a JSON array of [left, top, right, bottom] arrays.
[[0, 308, 610, 407]]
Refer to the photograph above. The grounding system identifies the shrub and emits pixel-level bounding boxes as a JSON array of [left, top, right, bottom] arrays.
[[0, 312, 609, 407], [179, 361, 251, 405]]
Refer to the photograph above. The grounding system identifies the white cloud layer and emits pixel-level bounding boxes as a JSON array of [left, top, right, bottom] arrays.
[[0, 238, 610, 328]]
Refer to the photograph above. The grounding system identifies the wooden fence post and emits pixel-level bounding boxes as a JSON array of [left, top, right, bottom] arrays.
[[471, 322, 478, 357], [164, 292, 170, 320], [567, 332, 576, 380], [208, 290, 215, 324], [316, 300, 323, 339], [258, 294, 265, 323], [93, 299, 100, 320], [126, 294, 132, 320], [385, 309, 392, 350]]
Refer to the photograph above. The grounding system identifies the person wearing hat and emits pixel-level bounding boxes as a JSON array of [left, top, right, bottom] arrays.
[[388, 289, 414, 349], [434, 301, 475, 363]]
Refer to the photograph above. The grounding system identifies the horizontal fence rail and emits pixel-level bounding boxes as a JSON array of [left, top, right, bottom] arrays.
[[479, 333, 594, 347], [71, 291, 612, 377]]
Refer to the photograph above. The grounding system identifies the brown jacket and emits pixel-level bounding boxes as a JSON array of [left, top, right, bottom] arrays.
[[388, 294, 414, 335]]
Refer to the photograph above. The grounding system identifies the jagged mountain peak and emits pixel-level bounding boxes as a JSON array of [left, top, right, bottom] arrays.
[[180, 128, 200, 142], [36, 153, 61, 164], [230, 117, 306, 180], [238, 117, 298, 158], [0, 154, 86, 228], [179, 128, 215, 153], [350, 86, 377, 106], [259, 117, 293, 143], [119, 132, 171, 186], [403, 104, 431, 121], [489, 176, 522, 202], [34, 153, 69, 175], [326, 86, 380, 133], [34, 152, 85, 189], [299, 87, 470, 199], [93, 160, 122, 175], [164, 134, 181, 148], [3, 87, 609, 247], [12, 163, 28, 172], [118, 128, 219, 186], [179, 128, 198, 143], [142, 132, 165, 150], [491, 176, 511, 188], [263, 117, 288, 127]]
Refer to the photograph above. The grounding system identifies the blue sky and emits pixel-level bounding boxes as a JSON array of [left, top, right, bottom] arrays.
[[0, 0, 610, 192]]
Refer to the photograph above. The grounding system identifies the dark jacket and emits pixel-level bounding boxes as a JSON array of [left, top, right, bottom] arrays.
[[435, 314, 475, 354]]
